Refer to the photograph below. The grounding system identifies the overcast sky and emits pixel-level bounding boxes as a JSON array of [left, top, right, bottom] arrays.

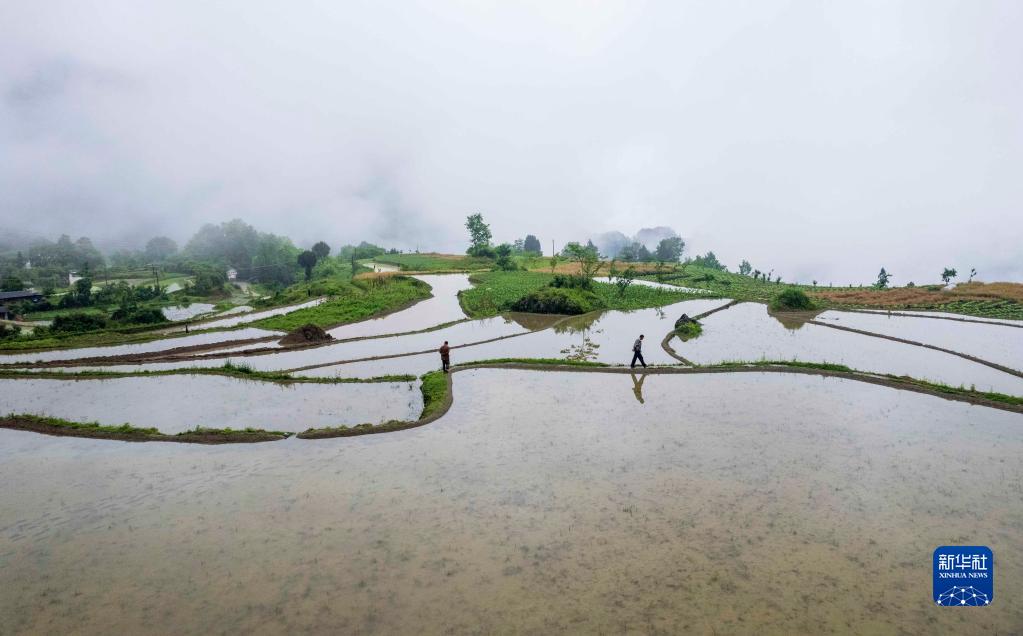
[[1, 1, 1020, 284]]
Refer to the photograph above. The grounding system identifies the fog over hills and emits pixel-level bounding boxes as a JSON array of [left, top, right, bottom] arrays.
[[2, 2, 1021, 285]]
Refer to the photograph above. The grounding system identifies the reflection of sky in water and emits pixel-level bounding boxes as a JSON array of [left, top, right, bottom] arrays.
[[0, 375, 420, 433], [1, 370, 1020, 633], [681, 302, 1023, 395]]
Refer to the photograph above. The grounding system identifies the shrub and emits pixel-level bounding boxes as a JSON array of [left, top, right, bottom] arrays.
[[550, 274, 593, 291], [510, 287, 602, 314], [674, 319, 702, 340], [122, 308, 169, 325], [49, 312, 108, 333], [769, 288, 816, 311]]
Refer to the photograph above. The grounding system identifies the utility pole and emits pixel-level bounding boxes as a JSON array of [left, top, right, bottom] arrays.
[[152, 264, 160, 290], [551, 240, 555, 257]]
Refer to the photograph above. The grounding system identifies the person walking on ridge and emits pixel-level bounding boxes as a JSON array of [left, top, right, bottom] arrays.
[[439, 340, 451, 373], [631, 334, 646, 369]]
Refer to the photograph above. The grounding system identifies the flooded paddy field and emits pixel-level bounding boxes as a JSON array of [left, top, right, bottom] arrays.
[[1, 369, 1020, 633], [859, 308, 1023, 325], [164, 298, 326, 332], [327, 274, 473, 339], [160, 303, 216, 322], [817, 309, 1023, 371], [237, 315, 527, 372], [256, 297, 728, 373], [680, 302, 1023, 394], [0, 375, 419, 434], [294, 352, 440, 379], [0, 327, 282, 366]]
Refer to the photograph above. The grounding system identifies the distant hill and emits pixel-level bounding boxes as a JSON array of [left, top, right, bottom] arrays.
[[593, 226, 680, 258], [633, 226, 678, 249]]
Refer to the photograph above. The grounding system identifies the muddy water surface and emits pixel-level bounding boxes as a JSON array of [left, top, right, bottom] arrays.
[[0, 370, 1020, 634], [0, 376, 420, 433], [681, 302, 1023, 394]]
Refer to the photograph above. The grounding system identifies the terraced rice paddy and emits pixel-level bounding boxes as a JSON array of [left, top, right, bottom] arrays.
[[1, 273, 1021, 633]]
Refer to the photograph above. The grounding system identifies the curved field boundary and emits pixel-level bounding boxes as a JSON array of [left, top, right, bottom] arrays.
[[660, 299, 740, 365], [828, 308, 1023, 329], [0, 415, 290, 444], [4, 362, 1020, 444], [808, 320, 1023, 378], [281, 327, 552, 374], [0, 334, 285, 369]]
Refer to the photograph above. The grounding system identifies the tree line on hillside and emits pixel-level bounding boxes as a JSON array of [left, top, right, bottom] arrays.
[[0, 219, 408, 295]]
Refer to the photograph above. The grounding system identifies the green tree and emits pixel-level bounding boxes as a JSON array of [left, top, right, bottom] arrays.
[[563, 242, 601, 279], [692, 251, 725, 270], [465, 213, 493, 256], [190, 265, 229, 295], [618, 242, 639, 262], [739, 260, 752, 276], [145, 236, 178, 262], [311, 241, 331, 260], [523, 234, 542, 255], [968, 267, 977, 282], [875, 267, 892, 289], [494, 243, 517, 271], [1, 275, 23, 292], [941, 267, 957, 285], [297, 250, 318, 281], [654, 235, 685, 262]]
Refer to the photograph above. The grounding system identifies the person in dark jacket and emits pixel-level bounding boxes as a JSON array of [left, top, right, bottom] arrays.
[[631, 334, 646, 369], [439, 340, 451, 372]]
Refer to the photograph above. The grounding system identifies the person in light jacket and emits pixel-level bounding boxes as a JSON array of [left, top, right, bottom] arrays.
[[631, 334, 646, 369]]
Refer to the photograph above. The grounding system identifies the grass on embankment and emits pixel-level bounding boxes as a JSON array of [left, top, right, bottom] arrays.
[[373, 252, 495, 272], [458, 271, 700, 318], [0, 413, 291, 443], [252, 276, 432, 331]]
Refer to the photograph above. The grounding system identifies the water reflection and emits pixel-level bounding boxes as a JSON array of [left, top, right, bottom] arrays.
[[630, 371, 646, 403], [767, 308, 822, 330]]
